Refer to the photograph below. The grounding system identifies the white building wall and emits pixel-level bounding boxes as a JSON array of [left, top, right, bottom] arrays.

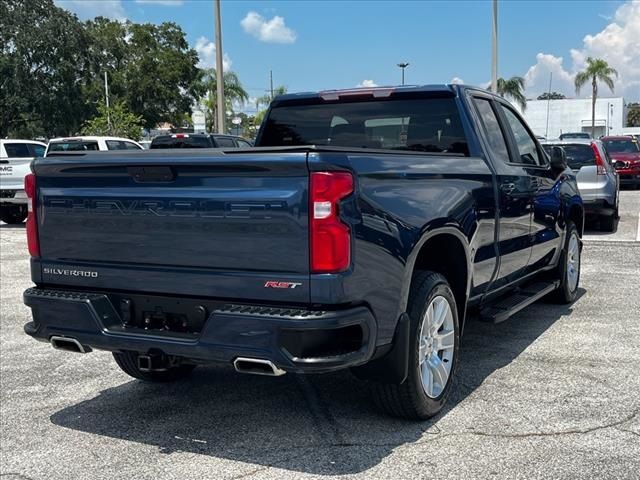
[[515, 97, 626, 139]]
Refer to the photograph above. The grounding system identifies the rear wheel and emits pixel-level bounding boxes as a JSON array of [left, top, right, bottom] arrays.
[[371, 272, 459, 420], [550, 221, 581, 304], [112, 351, 196, 382], [0, 205, 27, 224], [600, 195, 619, 232]]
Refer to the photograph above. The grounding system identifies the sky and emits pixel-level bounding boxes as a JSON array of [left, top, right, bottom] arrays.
[[56, 0, 640, 111]]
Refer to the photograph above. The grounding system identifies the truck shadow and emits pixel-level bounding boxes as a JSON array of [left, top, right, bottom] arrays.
[[0, 223, 25, 229], [50, 289, 584, 475]]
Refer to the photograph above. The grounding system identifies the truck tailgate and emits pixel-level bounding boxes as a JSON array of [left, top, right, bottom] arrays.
[[34, 151, 310, 302]]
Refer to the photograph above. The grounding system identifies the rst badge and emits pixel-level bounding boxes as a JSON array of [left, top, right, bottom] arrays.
[[264, 281, 302, 289]]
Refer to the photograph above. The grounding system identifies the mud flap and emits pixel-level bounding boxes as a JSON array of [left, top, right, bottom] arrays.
[[351, 313, 409, 384]]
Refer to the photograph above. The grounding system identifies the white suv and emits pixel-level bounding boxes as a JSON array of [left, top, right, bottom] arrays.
[[45, 136, 143, 155], [0, 139, 47, 224]]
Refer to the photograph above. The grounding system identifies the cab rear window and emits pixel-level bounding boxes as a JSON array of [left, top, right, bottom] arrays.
[[260, 97, 469, 155], [150, 136, 212, 149]]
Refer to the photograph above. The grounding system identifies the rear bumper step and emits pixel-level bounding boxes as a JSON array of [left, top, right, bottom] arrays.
[[23, 287, 376, 373]]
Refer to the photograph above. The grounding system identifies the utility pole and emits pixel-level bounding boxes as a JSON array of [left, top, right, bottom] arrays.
[[491, 0, 498, 93], [545, 72, 552, 138], [214, 0, 225, 134], [270, 70, 274, 100], [397, 62, 409, 86], [104, 71, 111, 133]]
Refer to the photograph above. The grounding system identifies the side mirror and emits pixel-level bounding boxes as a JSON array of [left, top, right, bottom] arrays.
[[549, 146, 567, 170]]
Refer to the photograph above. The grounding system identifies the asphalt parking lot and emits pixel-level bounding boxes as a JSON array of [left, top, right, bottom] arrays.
[[1, 191, 639, 480]]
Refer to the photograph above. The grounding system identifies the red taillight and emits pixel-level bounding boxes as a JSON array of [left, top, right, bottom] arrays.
[[592, 143, 606, 175], [25, 173, 40, 257], [310, 172, 354, 273]]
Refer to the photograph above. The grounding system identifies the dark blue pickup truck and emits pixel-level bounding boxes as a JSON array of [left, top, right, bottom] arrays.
[[23, 85, 583, 419]]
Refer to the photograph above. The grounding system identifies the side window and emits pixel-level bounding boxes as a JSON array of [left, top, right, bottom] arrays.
[[215, 137, 236, 148], [500, 106, 542, 166], [30, 145, 46, 157], [237, 139, 252, 148], [4, 143, 31, 158], [106, 140, 126, 150], [125, 141, 142, 150], [473, 98, 510, 163]]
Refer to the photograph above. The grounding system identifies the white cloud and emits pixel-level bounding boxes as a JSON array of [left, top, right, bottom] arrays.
[[524, 1, 640, 101], [356, 80, 378, 88], [240, 11, 297, 44], [135, 0, 184, 4], [524, 53, 575, 98], [194, 36, 232, 71], [451, 77, 465, 85], [55, 0, 127, 20]]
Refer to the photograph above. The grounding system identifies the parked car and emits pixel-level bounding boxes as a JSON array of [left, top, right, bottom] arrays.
[[559, 132, 592, 140], [23, 85, 584, 419], [600, 135, 640, 188], [150, 133, 252, 149], [0, 139, 46, 224], [139, 140, 152, 150], [542, 139, 618, 231], [46, 136, 143, 155]]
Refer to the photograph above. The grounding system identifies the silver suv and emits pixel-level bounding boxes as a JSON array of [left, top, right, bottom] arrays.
[[542, 139, 619, 231]]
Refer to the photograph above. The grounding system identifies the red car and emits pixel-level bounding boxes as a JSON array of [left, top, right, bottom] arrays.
[[601, 135, 640, 188]]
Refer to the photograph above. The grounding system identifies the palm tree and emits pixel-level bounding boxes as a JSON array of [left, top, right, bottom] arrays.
[[575, 57, 618, 138], [494, 76, 527, 111], [256, 85, 288, 111], [201, 69, 249, 132]]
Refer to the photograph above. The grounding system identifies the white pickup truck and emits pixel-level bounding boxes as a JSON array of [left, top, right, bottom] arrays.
[[0, 139, 46, 224]]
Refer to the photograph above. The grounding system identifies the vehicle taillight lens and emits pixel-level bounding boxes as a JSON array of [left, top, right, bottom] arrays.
[[310, 172, 354, 273], [592, 143, 606, 175], [25, 173, 40, 257]]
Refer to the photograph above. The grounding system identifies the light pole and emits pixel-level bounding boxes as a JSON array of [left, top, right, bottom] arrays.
[[397, 62, 409, 86], [214, 0, 225, 134], [491, 0, 498, 92]]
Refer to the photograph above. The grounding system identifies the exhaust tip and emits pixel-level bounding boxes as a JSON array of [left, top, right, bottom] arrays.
[[50, 336, 89, 354], [234, 357, 286, 377]]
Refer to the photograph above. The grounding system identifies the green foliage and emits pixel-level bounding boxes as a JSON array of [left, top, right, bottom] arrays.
[[257, 85, 288, 110], [83, 19, 205, 130], [493, 77, 527, 111], [626, 103, 640, 128], [1, 0, 205, 138], [537, 92, 566, 100], [81, 100, 144, 140], [575, 57, 618, 136], [1, 0, 89, 137], [200, 69, 249, 132]]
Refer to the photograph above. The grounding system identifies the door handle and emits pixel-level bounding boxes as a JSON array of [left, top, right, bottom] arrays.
[[500, 183, 516, 194]]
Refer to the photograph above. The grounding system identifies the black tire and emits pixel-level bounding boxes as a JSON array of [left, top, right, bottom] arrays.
[[371, 271, 460, 420], [112, 351, 196, 382], [0, 205, 27, 224], [549, 221, 581, 304]]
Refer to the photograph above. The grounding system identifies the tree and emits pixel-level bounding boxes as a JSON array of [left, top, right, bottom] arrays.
[[537, 92, 566, 100], [575, 57, 618, 138], [81, 100, 144, 140], [257, 85, 288, 111], [200, 69, 249, 132], [493, 77, 527, 111], [1, 0, 90, 137], [83, 19, 205, 130], [627, 103, 640, 128]]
